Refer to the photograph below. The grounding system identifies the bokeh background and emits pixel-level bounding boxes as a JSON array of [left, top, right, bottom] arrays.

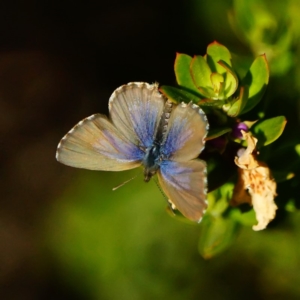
[[2, 0, 300, 299]]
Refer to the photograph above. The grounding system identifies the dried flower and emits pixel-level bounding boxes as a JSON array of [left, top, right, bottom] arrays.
[[231, 131, 277, 231]]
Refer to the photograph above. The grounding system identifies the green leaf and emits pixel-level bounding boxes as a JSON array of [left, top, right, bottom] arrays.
[[198, 215, 239, 259], [198, 98, 227, 107], [229, 207, 256, 226], [206, 127, 232, 140], [226, 86, 249, 117], [218, 60, 239, 97], [196, 86, 214, 99], [252, 116, 287, 147], [211, 72, 224, 93], [174, 53, 200, 95], [159, 85, 201, 104], [190, 55, 212, 90], [207, 182, 233, 216], [206, 41, 232, 73], [241, 54, 269, 114]]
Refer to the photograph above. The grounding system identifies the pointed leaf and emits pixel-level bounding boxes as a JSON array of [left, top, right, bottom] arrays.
[[226, 86, 249, 117], [190, 55, 212, 90], [174, 53, 200, 94], [218, 60, 238, 97], [206, 127, 232, 140], [252, 116, 287, 147], [159, 85, 201, 104], [241, 54, 269, 113], [206, 41, 232, 73]]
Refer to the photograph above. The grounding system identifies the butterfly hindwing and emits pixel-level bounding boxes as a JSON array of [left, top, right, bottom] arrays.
[[157, 160, 207, 222]]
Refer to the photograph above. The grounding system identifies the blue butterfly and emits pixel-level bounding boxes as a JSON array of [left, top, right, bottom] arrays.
[[56, 82, 209, 221]]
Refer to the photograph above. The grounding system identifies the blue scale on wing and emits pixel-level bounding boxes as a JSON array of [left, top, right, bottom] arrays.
[[162, 116, 193, 159], [109, 83, 165, 149], [94, 127, 144, 162]]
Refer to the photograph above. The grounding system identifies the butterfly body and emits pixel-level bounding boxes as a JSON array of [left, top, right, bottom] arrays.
[[142, 99, 173, 182], [143, 142, 161, 182], [56, 82, 209, 222]]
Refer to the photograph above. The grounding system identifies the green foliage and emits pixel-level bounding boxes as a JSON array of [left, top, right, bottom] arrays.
[[252, 116, 287, 147], [174, 53, 200, 96], [241, 55, 269, 114], [198, 183, 238, 258], [160, 35, 293, 257], [199, 216, 239, 259], [161, 42, 269, 118], [226, 86, 248, 117]]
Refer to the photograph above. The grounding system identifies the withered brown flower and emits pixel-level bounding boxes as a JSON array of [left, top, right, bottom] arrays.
[[231, 131, 277, 231]]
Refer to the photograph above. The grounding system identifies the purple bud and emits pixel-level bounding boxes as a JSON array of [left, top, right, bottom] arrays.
[[232, 122, 248, 139]]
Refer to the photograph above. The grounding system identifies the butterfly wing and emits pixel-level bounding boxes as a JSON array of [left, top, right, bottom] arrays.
[[158, 160, 207, 222], [109, 82, 165, 148], [56, 114, 144, 170], [158, 102, 209, 221], [56, 82, 166, 171], [162, 102, 208, 161]]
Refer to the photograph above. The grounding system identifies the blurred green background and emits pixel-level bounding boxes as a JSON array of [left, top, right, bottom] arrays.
[[2, 0, 300, 299]]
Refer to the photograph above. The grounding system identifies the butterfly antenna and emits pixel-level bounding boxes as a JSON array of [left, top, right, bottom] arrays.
[[112, 175, 138, 191]]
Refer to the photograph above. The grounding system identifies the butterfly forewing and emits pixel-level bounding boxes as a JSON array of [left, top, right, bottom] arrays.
[[56, 114, 143, 171], [157, 160, 207, 222], [162, 102, 208, 162], [109, 82, 165, 148]]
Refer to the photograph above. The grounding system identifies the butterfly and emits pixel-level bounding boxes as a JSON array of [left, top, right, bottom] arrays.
[[56, 82, 209, 222]]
